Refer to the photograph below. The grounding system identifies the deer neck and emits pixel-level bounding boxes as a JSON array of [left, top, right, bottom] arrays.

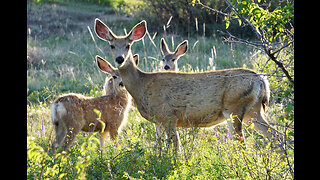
[[118, 53, 142, 98]]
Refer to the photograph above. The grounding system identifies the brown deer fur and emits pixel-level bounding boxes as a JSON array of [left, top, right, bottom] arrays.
[[51, 57, 131, 152], [159, 38, 188, 72], [94, 18, 283, 152]]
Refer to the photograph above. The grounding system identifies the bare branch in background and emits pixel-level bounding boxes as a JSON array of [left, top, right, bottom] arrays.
[[196, 0, 294, 84]]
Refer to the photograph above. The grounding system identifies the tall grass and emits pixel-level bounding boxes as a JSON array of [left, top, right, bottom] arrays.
[[27, 2, 293, 179]]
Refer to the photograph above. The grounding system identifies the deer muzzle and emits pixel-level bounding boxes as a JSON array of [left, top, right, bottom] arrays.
[[116, 56, 124, 64]]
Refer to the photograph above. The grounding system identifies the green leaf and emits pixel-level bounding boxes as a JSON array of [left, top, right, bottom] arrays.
[[226, 20, 230, 29], [192, 0, 197, 7], [250, 122, 255, 129], [285, 104, 293, 113], [93, 109, 101, 118], [288, 131, 294, 137], [89, 136, 100, 145], [251, 7, 261, 15], [238, 19, 242, 26], [98, 119, 106, 133]]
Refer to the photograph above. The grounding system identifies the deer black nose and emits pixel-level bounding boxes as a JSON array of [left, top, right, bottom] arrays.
[[116, 56, 124, 64], [119, 82, 124, 87], [164, 65, 170, 70]]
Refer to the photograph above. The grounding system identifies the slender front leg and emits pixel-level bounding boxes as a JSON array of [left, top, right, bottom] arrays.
[[223, 112, 235, 140], [165, 125, 181, 154], [173, 127, 181, 153], [100, 130, 109, 150], [223, 112, 245, 143], [155, 123, 167, 147]]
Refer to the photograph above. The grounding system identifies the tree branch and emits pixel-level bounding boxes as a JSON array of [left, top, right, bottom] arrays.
[[197, 0, 294, 84], [224, 0, 263, 41], [266, 48, 294, 84], [196, 0, 237, 20], [271, 41, 294, 55], [217, 30, 264, 50]]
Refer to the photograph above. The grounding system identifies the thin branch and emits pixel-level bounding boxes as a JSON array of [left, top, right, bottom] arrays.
[[266, 48, 294, 84], [196, 0, 237, 20], [198, 0, 294, 84], [224, 0, 263, 40], [271, 41, 294, 55], [218, 30, 264, 50]]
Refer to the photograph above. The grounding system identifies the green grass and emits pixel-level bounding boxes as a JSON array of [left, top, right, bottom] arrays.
[[27, 1, 294, 179]]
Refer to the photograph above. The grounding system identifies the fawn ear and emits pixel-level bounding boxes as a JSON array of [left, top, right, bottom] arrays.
[[94, 18, 115, 41], [133, 54, 139, 66], [128, 20, 147, 42], [160, 38, 170, 55], [96, 55, 116, 74], [174, 40, 188, 57]]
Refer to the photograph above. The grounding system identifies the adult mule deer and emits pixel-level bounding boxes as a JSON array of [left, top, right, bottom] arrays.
[[94, 18, 283, 152], [51, 57, 131, 152]]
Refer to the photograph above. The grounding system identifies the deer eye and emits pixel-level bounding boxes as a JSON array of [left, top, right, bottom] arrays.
[[171, 59, 175, 62], [112, 76, 117, 79], [110, 45, 115, 49], [162, 59, 165, 62]]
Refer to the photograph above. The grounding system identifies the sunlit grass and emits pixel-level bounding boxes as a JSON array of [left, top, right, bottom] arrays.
[[27, 1, 293, 179]]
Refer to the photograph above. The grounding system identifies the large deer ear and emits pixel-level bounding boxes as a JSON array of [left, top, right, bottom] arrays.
[[94, 18, 115, 41], [160, 38, 170, 55], [127, 20, 147, 42], [96, 55, 116, 74], [174, 40, 188, 57], [133, 54, 139, 66]]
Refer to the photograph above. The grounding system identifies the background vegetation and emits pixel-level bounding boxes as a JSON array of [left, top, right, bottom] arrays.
[[27, 0, 294, 179]]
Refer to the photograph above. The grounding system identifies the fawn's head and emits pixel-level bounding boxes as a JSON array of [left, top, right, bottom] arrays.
[[96, 55, 126, 93], [160, 38, 188, 71], [101, 55, 139, 95], [94, 18, 146, 67]]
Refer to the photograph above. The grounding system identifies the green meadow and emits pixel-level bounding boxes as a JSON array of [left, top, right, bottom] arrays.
[[27, 1, 294, 179]]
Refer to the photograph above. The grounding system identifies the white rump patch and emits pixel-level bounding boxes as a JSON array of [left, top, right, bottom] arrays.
[[51, 102, 67, 124]]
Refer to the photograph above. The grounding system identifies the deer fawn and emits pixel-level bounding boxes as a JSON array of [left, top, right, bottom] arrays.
[[104, 54, 139, 95], [94, 18, 283, 153], [51, 57, 131, 152], [159, 38, 188, 72]]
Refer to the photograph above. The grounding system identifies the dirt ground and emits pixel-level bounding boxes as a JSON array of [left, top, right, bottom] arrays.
[[27, 2, 117, 68], [27, 2, 109, 40]]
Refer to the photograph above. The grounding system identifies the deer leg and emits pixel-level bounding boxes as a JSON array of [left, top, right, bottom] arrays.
[[109, 127, 119, 140], [223, 112, 234, 140], [223, 112, 244, 142], [62, 126, 81, 152], [233, 115, 245, 143], [100, 130, 110, 149], [165, 120, 181, 154], [166, 127, 181, 153], [155, 123, 167, 147], [52, 125, 67, 153], [223, 110, 245, 143], [173, 127, 181, 153], [155, 124, 162, 141]]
